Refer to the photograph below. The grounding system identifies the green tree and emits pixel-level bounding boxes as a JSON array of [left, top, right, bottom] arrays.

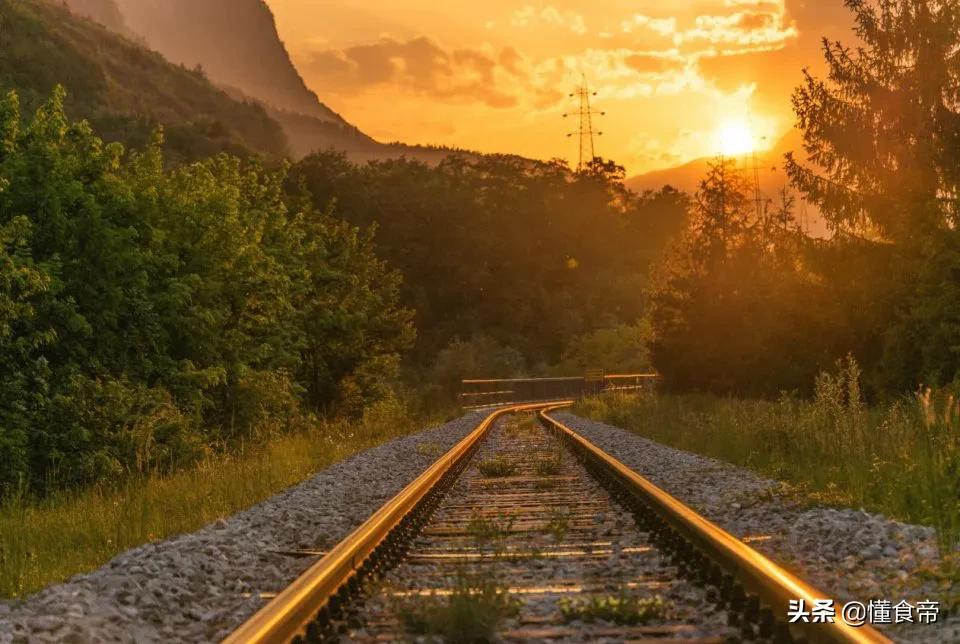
[[786, 0, 960, 391], [0, 88, 413, 492], [648, 158, 824, 394]]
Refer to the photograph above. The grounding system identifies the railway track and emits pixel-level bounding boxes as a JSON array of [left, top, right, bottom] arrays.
[[225, 402, 891, 644]]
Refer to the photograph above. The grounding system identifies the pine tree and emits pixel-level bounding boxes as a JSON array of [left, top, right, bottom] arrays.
[[787, 0, 960, 389], [787, 0, 960, 244]]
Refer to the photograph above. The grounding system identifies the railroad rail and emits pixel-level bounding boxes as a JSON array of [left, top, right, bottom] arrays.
[[225, 402, 890, 644]]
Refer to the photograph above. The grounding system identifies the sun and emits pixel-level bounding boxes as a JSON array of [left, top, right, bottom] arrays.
[[716, 120, 756, 156]]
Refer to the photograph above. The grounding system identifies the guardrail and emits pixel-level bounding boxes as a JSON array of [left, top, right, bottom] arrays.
[[459, 373, 657, 408]]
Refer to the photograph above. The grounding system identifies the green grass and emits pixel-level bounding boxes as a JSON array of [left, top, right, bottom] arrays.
[[477, 455, 518, 478], [466, 512, 514, 544], [0, 409, 422, 599], [545, 507, 571, 543], [574, 358, 960, 558], [395, 573, 519, 642], [533, 450, 565, 476], [559, 593, 667, 625]]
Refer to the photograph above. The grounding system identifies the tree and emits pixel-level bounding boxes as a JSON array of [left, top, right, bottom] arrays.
[[648, 158, 825, 395], [0, 88, 414, 493], [786, 0, 960, 390]]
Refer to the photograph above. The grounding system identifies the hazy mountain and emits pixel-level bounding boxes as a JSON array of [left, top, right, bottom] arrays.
[[626, 129, 803, 194], [626, 129, 827, 235], [111, 0, 344, 124], [94, 0, 463, 163], [4, 0, 288, 161], [62, 0, 134, 38]]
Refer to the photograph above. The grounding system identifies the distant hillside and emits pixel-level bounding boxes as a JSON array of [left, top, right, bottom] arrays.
[[626, 129, 803, 194], [3, 0, 288, 162], [626, 129, 827, 235], [112, 0, 345, 125], [62, 0, 134, 38], [99, 0, 469, 163]]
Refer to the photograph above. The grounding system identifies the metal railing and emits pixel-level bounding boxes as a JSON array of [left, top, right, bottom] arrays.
[[459, 372, 657, 408]]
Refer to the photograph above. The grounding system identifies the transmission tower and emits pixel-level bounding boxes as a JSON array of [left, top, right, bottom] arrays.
[[743, 137, 776, 224], [563, 76, 604, 170]]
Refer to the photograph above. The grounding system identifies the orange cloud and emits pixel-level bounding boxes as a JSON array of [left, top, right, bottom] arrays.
[[510, 5, 588, 35], [302, 37, 522, 107]]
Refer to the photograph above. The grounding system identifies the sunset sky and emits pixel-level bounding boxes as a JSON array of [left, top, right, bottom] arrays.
[[266, 1, 854, 175]]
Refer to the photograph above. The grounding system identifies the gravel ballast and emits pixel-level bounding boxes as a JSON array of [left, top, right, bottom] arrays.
[[554, 411, 959, 643], [0, 412, 484, 643]]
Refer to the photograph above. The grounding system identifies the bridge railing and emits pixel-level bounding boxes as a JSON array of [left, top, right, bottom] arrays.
[[459, 373, 658, 409]]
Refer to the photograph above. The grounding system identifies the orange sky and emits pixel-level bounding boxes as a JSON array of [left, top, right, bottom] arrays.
[[266, 1, 854, 175]]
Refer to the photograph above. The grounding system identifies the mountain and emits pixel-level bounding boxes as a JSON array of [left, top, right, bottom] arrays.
[[60, 0, 134, 39], [626, 129, 827, 235], [4, 0, 288, 162], [626, 129, 804, 195], [111, 0, 344, 125], [96, 0, 462, 163]]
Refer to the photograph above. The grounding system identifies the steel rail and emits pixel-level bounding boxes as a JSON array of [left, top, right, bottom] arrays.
[[538, 405, 891, 644], [223, 401, 569, 644]]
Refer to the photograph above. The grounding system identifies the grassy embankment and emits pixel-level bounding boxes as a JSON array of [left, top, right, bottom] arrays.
[[0, 401, 456, 599], [574, 358, 960, 559]]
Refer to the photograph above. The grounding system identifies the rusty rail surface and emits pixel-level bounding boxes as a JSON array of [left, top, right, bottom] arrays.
[[225, 401, 891, 644]]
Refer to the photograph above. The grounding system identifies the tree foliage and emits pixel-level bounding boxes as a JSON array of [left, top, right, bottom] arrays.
[[786, 0, 960, 391], [288, 151, 688, 371], [0, 88, 412, 493], [649, 158, 829, 395]]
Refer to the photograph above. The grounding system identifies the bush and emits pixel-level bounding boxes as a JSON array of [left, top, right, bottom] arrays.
[[35, 375, 204, 489], [0, 88, 413, 496], [427, 335, 526, 404], [553, 322, 653, 375], [575, 357, 960, 555]]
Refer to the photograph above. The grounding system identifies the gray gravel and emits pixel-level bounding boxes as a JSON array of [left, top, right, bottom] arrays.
[[0, 412, 484, 643], [554, 412, 959, 644]]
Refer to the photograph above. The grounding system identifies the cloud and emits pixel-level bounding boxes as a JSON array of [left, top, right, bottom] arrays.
[[302, 37, 521, 108], [297, 0, 797, 117], [510, 5, 588, 35], [619, 3, 797, 54]]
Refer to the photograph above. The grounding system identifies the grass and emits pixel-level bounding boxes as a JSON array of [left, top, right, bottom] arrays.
[[533, 449, 565, 476], [0, 404, 423, 599], [395, 573, 519, 643], [477, 455, 518, 478], [466, 512, 514, 543], [416, 441, 444, 456], [545, 507, 571, 543], [502, 413, 538, 438], [574, 357, 960, 558], [559, 593, 667, 625]]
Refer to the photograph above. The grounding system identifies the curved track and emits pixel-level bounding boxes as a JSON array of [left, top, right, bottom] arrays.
[[225, 402, 890, 644]]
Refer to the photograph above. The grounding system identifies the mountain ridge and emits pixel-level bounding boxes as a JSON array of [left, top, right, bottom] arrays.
[[3, 0, 289, 161]]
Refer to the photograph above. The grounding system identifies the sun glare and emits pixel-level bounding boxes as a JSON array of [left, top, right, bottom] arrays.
[[716, 120, 756, 156]]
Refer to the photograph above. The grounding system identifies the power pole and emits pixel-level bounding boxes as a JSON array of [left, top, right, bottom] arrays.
[[564, 76, 604, 171]]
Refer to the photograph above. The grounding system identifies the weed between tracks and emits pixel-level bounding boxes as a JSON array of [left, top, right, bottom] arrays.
[[533, 449, 565, 476], [477, 455, 518, 478], [559, 592, 668, 625], [395, 573, 519, 643], [502, 413, 538, 438], [545, 507, 572, 543], [467, 512, 514, 543]]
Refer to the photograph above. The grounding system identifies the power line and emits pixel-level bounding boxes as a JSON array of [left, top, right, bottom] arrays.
[[563, 75, 604, 171]]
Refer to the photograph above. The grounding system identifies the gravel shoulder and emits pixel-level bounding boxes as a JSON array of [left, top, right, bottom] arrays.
[[0, 412, 484, 643], [555, 411, 959, 644]]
